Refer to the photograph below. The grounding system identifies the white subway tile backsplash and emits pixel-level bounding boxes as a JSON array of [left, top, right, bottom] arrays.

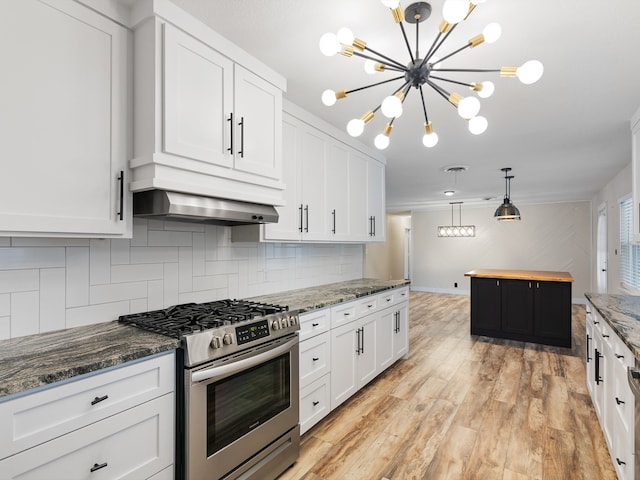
[[0, 294, 9, 316], [111, 263, 163, 283], [90, 281, 148, 304], [90, 239, 111, 285], [0, 247, 65, 270], [0, 218, 363, 338], [11, 291, 39, 337], [40, 268, 66, 333], [163, 262, 180, 307], [148, 230, 193, 247], [66, 247, 89, 308], [66, 301, 130, 328], [0, 316, 9, 339], [0, 269, 39, 293], [179, 247, 193, 293]]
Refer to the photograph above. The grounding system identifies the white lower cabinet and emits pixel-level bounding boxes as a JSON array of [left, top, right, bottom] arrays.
[[0, 352, 175, 479], [298, 287, 410, 434], [586, 300, 635, 480]]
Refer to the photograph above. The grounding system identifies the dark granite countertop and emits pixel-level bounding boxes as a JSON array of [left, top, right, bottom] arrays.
[[0, 278, 409, 400], [0, 322, 180, 400], [585, 293, 640, 361], [246, 278, 411, 313]]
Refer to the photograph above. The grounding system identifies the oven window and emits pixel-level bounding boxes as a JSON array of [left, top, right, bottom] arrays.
[[207, 352, 290, 456]]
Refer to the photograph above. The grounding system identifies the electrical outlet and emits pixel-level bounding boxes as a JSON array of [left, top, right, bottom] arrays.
[[454, 282, 458, 288]]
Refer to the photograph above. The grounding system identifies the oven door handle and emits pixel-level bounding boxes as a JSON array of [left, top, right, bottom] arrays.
[[191, 337, 297, 384]]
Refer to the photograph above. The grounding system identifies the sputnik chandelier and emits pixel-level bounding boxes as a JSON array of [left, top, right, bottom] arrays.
[[318, 0, 544, 150]]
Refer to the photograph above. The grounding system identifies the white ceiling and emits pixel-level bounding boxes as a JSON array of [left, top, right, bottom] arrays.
[[169, 0, 640, 211]]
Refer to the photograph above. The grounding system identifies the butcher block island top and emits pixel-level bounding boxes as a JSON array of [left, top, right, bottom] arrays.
[[464, 269, 574, 283]]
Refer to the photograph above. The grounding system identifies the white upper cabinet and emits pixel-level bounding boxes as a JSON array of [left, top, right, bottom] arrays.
[[131, 4, 286, 207], [631, 106, 640, 242], [232, 101, 386, 243], [0, 0, 131, 237]]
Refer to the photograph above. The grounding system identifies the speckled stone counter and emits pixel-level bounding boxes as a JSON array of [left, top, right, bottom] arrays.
[[0, 278, 409, 400], [0, 322, 179, 400], [585, 293, 640, 361], [246, 278, 411, 313]]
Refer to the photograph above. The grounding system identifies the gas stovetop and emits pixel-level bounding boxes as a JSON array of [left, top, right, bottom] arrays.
[[119, 299, 299, 367]]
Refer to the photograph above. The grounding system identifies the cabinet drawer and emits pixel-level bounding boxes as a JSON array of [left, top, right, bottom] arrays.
[[355, 295, 378, 316], [300, 332, 330, 388], [299, 308, 330, 342], [394, 287, 410, 305], [379, 291, 395, 309], [300, 373, 330, 435], [331, 301, 357, 328], [0, 393, 174, 480], [0, 352, 175, 459]]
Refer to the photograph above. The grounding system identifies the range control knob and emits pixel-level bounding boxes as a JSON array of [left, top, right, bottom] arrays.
[[211, 336, 222, 349], [280, 317, 289, 329], [223, 333, 234, 345], [271, 319, 281, 330], [289, 315, 299, 326]]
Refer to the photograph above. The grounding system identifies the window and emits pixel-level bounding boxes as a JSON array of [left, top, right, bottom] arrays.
[[619, 196, 640, 290]]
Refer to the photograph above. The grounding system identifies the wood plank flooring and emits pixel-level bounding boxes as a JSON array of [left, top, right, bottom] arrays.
[[279, 292, 617, 480]]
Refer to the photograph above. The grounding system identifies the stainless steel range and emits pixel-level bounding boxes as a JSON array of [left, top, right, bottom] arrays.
[[119, 299, 300, 480]]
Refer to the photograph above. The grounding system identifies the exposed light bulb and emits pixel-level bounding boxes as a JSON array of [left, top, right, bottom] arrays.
[[374, 134, 390, 150], [381, 0, 400, 8], [381, 95, 403, 118], [477, 81, 494, 98], [468, 116, 488, 135], [457, 96, 480, 119], [321, 89, 337, 106], [442, 0, 469, 24], [336, 27, 354, 46], [516, 60, 544, 84], [364, 60, 377, 75], [347, 118, 365, 137], [470, 0, 487, 4], [319, 32, 341, 56], [482, 23, 501, 43], [422, 132, 439, 148]]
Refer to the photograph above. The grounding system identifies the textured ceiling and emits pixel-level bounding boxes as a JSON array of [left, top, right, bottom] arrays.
[[170, 0, 640, 211]]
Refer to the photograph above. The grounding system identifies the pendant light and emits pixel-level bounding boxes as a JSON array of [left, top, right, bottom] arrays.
[[438, 201, 476, 237], [494, 167, 521, 221]]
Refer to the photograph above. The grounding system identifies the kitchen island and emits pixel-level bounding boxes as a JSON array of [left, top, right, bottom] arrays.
[[465, 269, 574, 347]]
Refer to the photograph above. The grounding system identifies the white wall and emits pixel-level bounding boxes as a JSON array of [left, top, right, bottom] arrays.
[[590, 162, 632, 294], [410, 201, 591, 302], [364, 214, 410, 280], [0, 219, 363, 339]]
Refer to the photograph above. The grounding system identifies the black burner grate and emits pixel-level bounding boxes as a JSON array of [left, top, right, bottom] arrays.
[[119, 299, 288, 338]]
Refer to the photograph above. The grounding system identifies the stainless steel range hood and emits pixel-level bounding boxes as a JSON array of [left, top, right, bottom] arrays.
[[133, 190, 279, 226]]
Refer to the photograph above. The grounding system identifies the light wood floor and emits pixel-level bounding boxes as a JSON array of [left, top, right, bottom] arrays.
[[279, 292, 617, 480]]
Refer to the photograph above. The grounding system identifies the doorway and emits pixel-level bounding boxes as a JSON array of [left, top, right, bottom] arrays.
[[597, 202, 607, 293]]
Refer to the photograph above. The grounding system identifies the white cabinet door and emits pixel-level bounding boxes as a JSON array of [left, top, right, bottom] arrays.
[[349, 152, 370, 242], [367, 159, 386, 241], [262, 115, 303, 241], [163, 24, 233, 168], [233, 65, 282, 180], [330, 322, 358, 409], [394, 303, 409, 360], [376, 308, 395, 372], [299, 128, 329, 241], [326, 142, 350, 241], [0, 0, 129, 237], [357, 314, 378, 387]]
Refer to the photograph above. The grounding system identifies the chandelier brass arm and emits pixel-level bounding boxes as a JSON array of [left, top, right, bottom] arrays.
[[319, 0, 544, 150]]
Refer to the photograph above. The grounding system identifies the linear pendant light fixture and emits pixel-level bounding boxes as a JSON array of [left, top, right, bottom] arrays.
[[438, 201, 476, 237], [319, 0, 544, 150], [494, 167, 521, 221]]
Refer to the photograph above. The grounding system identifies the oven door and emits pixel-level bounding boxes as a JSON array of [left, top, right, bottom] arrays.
[[185, 334, 299, 480]]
